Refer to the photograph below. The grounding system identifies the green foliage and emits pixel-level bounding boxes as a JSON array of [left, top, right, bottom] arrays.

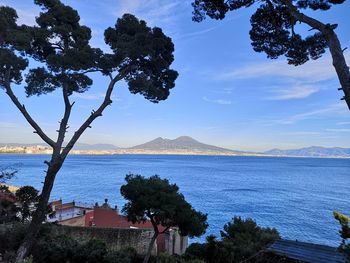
[[0, 223, 28, 259], [120, 174, 208, 237], [104, 14, 178, 102], [0, 195, 18, 224], [16, 256, 33, 263], [154, 252, 191, 263], [183, 242, 206, 261], [33, 235, 111, 263], [32, 234, 78, 263], [334, 211, 350, 261], [191, 0, 344, 66], [184, 217, 279, 263], [0, 1, 177, 101], [73, 238, 108, 263], [105, 247, 140, 263], [15, 186, 39, 223], [220, 216, 279, 261]]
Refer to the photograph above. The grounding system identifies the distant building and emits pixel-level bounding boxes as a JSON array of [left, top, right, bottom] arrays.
[[49, 198, 187, 255], [47, 199, 93, 223]]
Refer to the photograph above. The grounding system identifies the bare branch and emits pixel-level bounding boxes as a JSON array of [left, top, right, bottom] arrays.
[[79, 69, 101, 75], [4, 73, 56, 148], [56, 87, 73, 150], [61, 72, 125, 158]]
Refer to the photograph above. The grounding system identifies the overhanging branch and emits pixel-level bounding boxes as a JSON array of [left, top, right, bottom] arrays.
[[283, 0, 350, 110], [60, 72, 125, 158], [56, 87, 73, 150], [4, 76, 56, 148]]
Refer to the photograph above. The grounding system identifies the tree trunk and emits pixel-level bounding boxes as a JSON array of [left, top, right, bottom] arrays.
[[143, 232, 158, 263], [285, 0, 350, 110], [16, 156, 63, 260]]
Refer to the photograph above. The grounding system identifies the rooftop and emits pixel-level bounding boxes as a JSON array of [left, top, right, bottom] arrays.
[[267, 239, 346, 263]]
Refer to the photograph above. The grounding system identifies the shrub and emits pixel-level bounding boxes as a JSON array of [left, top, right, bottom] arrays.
[[220, 216, 280, 262], [16, 256, 33, 263], [105, 247, 140, 263], [334, 211, 350, 261]]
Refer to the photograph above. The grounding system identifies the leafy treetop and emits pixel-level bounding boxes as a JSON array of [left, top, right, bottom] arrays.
[[192, 0, 344, 66], [120, 174, 208, 237], [0, 0, 177, 101]]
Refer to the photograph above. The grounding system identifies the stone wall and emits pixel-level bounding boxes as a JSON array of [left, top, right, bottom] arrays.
[[51, 225, 156, 255]]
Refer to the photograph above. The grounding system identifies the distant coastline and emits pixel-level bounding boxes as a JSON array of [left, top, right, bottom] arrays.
[[0, 146, 349, 159], [1, 136, 349, 158]]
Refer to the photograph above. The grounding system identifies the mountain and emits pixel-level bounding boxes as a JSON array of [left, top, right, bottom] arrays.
[[130, 136, 242, 154], [0, 143, 119, 150], [264, 146, 350, 157]]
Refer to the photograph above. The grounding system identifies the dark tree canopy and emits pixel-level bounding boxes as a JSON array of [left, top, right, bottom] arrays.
[[192, 0, 350, 109], [0, 1, 177, 259], [0, 1, 177, 101], [192, 0, 343, 66], [220, 216, 279, 260], [120, 174, 208, 237], [16, 186, 39, 223], [104, 14, 178, 102], [121, 174, 207, 262]]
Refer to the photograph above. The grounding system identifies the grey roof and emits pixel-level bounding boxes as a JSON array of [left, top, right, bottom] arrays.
[[266, 239, 346, 263]]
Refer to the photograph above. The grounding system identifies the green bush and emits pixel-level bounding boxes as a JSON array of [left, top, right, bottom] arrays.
[[0, 223, 28, 261], [334, 211, 350, 261], [15, 256, 33, 263], [184, 217, 280, 263], [105, 247, 143, 263], [32, 235, 78, 263], [156, 252, 185, 263], [220, 216, 279, 262]]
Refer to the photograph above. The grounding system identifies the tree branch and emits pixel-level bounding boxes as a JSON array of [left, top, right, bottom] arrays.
[[4, 74, 56, 148], [60, 72, 125, 158], [56, 87, 73, 150], [79, 69, 101, 75]]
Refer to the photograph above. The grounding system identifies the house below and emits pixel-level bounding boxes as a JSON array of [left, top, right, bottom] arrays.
[[47, 199, 93, 223], [48, 198, 187, 256]]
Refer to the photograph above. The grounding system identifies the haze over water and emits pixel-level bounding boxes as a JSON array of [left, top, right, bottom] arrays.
[[1, 154, 349, 246]]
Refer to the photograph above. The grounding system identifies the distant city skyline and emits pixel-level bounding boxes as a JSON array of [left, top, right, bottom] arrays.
[[1, 0, 350, 152]]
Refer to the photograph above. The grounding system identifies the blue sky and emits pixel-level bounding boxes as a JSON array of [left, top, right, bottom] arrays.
[[0, 0, 350, 151]]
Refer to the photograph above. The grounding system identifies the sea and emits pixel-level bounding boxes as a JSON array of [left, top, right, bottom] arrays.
[[0, 154, 349, 246]]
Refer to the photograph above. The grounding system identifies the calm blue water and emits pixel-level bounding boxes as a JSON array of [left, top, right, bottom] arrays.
[[1, 154, 349, 246]]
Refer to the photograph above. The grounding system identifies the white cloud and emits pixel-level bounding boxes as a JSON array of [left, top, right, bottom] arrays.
[[336, 121, 350, 125], [326, 128, 350, 132], [216, 52, 350, 83], [260, 102, 348, 125], [113, 0, 186, 33], [177, 26, 218, 40], [202, 96, 232, 105], [266, 85, 320, 100], [280, 102, 347, 124], [283, 131, 322, 136]]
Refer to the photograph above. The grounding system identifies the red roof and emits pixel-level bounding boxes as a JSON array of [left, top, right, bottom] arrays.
[[84, 203, 166, 253], [0, 191, 17, 203]]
